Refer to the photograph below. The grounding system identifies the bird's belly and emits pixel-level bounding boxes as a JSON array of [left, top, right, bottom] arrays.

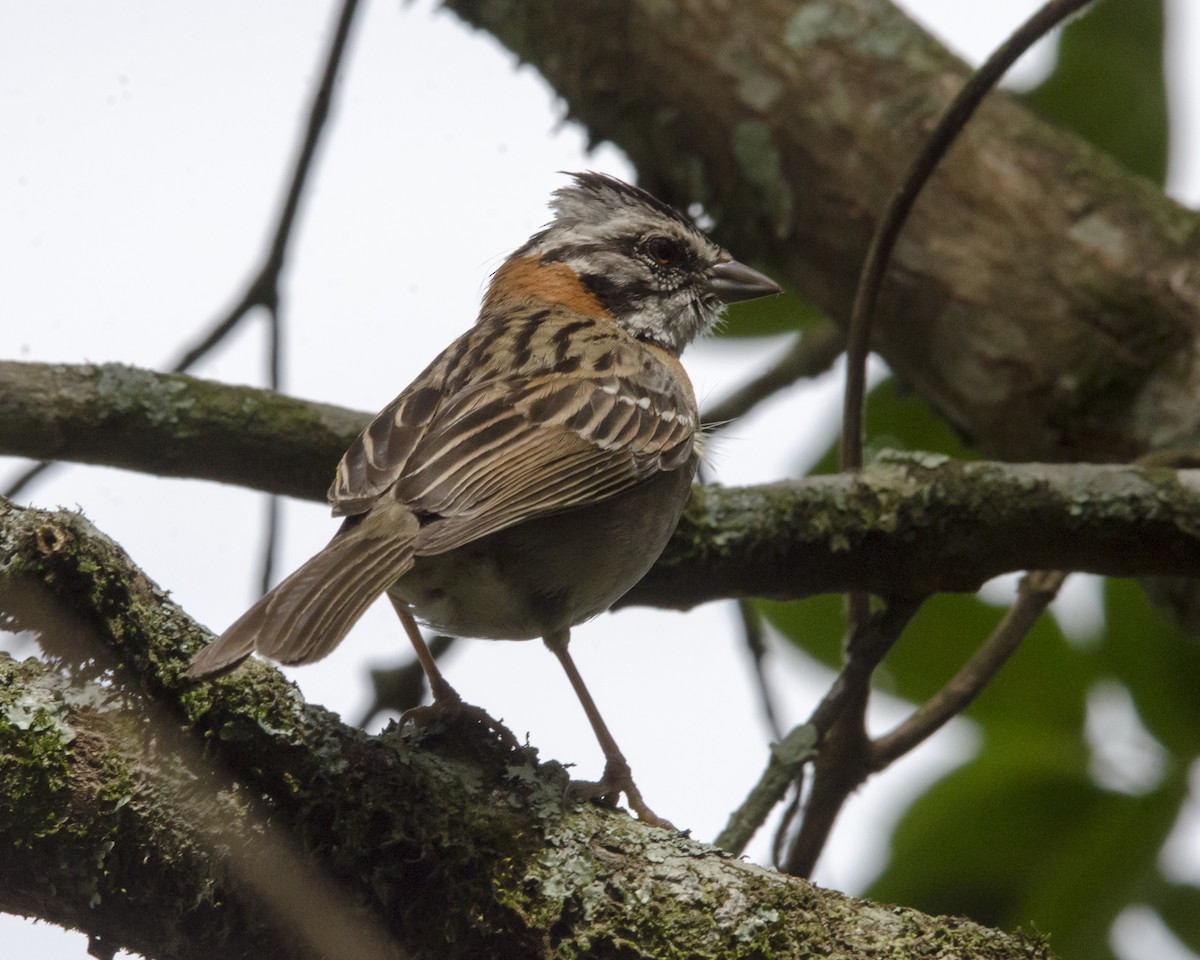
[[389, 466, 694, 641], [391, 554, 546, 640]]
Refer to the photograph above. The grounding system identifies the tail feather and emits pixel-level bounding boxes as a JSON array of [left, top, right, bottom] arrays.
[[186, 504, 418, 678]]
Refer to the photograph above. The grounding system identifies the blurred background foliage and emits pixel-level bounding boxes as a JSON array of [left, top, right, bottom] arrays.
[[736, 2, 1197, 957]]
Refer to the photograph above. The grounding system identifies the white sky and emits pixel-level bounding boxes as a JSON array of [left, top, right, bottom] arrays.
[[1, 2, 1196, 958]]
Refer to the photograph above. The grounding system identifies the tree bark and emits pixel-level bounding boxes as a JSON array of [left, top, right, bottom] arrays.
[[0, 359, 362, 505], [3, 361, 1199, 606], [0, 498, 1054, 960], [441, 0, 1200, 463]]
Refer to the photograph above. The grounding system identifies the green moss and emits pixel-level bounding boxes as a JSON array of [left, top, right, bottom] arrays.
[[0, 699, 76, 845]]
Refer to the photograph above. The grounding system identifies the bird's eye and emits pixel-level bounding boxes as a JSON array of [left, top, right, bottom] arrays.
[[644, 236, 684, 267]]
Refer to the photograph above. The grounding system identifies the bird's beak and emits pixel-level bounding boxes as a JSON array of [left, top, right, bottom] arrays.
[[707, 257, 783, 303]]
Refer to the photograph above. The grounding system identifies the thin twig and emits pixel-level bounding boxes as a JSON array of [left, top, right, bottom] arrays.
[[716, 723, 816, 856], [839, 0, 1096, 472], [871, 570, 1066, 768], [258, 307, 286, 591], [772, 786, 803, 868], [736, 598, 783, 740], [258, 495, 282, 597], [4, 460, 50, 499], [170, 0, 361, 375], [807, 597, 927, 737], [773, 0, 1096, 879], [777, 596, 925, 875], [5, 0, 363, 506], [175, 0, 360, 591], [701, 324, 845, 430], [829, 1, 1096, 816]]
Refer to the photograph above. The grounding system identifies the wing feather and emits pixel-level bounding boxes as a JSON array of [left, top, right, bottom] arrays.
[[407, 373, 695, 555], [327, 309, 698, 558]]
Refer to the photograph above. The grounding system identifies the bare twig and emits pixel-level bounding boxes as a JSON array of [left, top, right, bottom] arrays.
[[871, 570, 1067, 768], [4, 460, 49, 499], [839, 0, 1097, 470], [172, 0, 360, 589], [716, 723, 816, 856], [772, 572, 1068, 874], [763, 0, 1098, 879], [772, 787, 803, 869], [259, 494, 283, 596], [170, 0, 361, 375], [259, 311, 285, 592], [736, 598, 783, 740], [701, 324, 845, 430], [5, 0, 363, 579], [776, 596, 925, 876]]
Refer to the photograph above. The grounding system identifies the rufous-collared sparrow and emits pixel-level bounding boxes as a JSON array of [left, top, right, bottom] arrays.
[[187, 172, 781, 826]]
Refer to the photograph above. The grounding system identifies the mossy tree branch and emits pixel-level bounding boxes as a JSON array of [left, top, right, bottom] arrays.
[[0, 498, 1054, 960], [0, 360, 363, 505], [2, 361, 1198, 608]]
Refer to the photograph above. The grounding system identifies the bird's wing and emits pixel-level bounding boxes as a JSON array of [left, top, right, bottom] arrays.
[[403, 365, 696, 555], [328, 381, 445, 517], [327, 313, 697, 556]]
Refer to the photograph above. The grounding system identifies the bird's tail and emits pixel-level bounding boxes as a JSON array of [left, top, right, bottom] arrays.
[[186, 502, 418, 678]]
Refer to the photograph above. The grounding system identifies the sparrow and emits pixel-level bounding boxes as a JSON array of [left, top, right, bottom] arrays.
[[187, 172, 781, 826]]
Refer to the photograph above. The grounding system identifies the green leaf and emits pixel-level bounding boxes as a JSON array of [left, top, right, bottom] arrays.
[[716, 288, 825, 338], [1157, 881, 1200, 956], [1093, 579, 1200, 753], [1013, 768, 1188, 960], [869, 727, 1094, 930], [1023, 0, 1167, 184], [809, 377, 979, 475], [871, 730, 1187, 960], [758, 593, 846, 671]]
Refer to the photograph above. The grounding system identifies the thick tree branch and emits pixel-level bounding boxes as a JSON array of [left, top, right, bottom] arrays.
[[441, 0, 1200, 463], [0, 499, 1054, 959], [635, 458, 1200, 607], [0, 360, 365, 504], [2, 361, 1199, 606]]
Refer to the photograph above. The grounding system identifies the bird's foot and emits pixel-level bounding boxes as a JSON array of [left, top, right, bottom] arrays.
[[568, 755, 678, 830], [399, 686, 520, 752]]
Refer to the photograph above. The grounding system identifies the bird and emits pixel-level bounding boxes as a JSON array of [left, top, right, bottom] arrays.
[[186, 172, 781, 826]]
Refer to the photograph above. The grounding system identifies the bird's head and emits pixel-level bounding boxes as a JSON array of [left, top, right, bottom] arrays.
[[499, 172, 781, 354]]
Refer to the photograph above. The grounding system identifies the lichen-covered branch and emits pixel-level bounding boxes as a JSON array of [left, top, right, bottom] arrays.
[[628, 453, 1200, 608], [441, 0, 1200, 462], [0, 360, 366, 503], [3, 361, 1199, 605], [0, 499, 1054, 959]]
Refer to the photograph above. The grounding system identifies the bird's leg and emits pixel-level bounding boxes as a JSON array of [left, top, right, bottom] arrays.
[[388, 595, 517, 749], [544, 629, 676, 830], [389, 594, 459, 703]]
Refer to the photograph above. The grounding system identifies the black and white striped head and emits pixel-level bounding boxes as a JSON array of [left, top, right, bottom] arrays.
[[514, 172, 780, 354]]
